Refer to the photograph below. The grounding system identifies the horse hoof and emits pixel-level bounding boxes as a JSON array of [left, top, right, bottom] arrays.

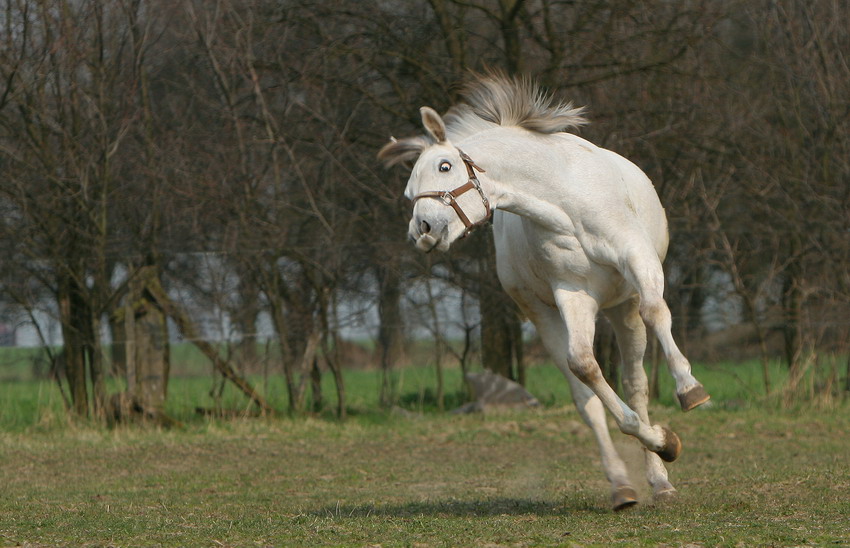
[[653, 487, 678, 506], [612, 486, 638, 511], [677, 384, 710, 411], [655, 426, 682, 463]]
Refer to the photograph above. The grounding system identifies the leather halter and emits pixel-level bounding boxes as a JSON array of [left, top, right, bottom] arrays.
[[411, 149, 491, 238]]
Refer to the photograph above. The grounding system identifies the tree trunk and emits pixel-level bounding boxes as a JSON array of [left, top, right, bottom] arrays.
[[479, 233, 524, 383], [499, 0, 525, 73], [844, 352, 850, 394], [323, 330, 346, 420], [87, 313, 106, 417], [57, 273, 90, 417], [512, 315, 526, 387], [109, 312, 128, 378], [290, 330, 321, 412], [234, 275, 260, 373], [783, 257, 804, 376], [595, 319, 620, 395], [480, 288, 517, 380], [424, 278, 445, 410], [124, 265, 171, 414], [310, 359, 323, 413], [648, 337, 661, 401], [323, 295, 346, 420], [268, 270, 320, 414], [675, 265, 706, 357], [377, 265, 406, 406], [427, 0, 466, 73]]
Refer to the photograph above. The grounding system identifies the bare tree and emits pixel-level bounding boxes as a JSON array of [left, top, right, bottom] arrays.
[[2, 0, 847, 424], [0, 0, 166, 417]]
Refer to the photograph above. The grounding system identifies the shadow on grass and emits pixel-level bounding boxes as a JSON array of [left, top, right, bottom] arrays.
[[312, 496, 608, 518]]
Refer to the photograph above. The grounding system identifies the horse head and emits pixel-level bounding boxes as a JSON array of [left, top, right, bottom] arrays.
[[379, 107, 490, 253]]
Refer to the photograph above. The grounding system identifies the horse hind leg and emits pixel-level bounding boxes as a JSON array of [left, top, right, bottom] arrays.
[[623, 252, 710, 411], [605, 299, 677, 503]]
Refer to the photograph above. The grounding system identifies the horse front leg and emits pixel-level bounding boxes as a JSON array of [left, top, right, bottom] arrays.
[[565, 370, 641, 510], [553, 287, 682, 463], [519, 297, 638, 510]]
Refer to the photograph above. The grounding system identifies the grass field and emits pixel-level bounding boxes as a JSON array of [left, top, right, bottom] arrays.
[[1, 352, 849, 546], [0, 343, 806, 431]]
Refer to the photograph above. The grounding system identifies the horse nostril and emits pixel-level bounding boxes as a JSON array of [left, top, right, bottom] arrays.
[[420, 220, 431, 234]]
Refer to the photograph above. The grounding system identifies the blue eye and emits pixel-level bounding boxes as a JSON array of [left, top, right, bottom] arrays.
[[439, 161, 452, 172]]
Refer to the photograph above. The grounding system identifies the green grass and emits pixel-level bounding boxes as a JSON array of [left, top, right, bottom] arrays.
[[1, 352, 848, 545], [0, 345, 51, 381], [0, 352, 837, 432], [1, 405, 848, 546]]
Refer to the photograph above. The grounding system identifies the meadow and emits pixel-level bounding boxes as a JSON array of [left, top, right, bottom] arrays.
[[1, 347, 848, 546]]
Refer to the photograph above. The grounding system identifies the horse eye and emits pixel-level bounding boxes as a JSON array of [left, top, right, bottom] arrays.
[[439, 161, 452, 173]]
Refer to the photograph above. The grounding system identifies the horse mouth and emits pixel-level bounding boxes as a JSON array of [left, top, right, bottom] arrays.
[[414, 231, 452, 253], [415, 233, 439, 252]]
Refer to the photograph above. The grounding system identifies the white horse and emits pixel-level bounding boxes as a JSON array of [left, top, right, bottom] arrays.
[[379, 74, 710, 510]]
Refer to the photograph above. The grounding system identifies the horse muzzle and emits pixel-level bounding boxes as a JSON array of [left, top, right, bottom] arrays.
[[410, 218, 450, 253]]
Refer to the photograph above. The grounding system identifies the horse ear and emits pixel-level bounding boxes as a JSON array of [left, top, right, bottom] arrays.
[[378, 136, 429, 168], [420, 106, 447, 143]]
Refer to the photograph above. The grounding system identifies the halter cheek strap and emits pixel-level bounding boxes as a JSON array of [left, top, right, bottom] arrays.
[[412, 148, 492, 238]]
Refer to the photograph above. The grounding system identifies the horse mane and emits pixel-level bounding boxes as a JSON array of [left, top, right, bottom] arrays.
[[379, 72, 587, 167], [445, 72, 588, 141]]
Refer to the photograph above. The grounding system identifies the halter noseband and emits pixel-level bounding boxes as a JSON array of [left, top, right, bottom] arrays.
[[412, 149, 492, 238]]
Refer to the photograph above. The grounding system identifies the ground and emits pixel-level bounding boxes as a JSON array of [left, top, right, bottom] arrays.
[[1, 403, 848, 547]]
